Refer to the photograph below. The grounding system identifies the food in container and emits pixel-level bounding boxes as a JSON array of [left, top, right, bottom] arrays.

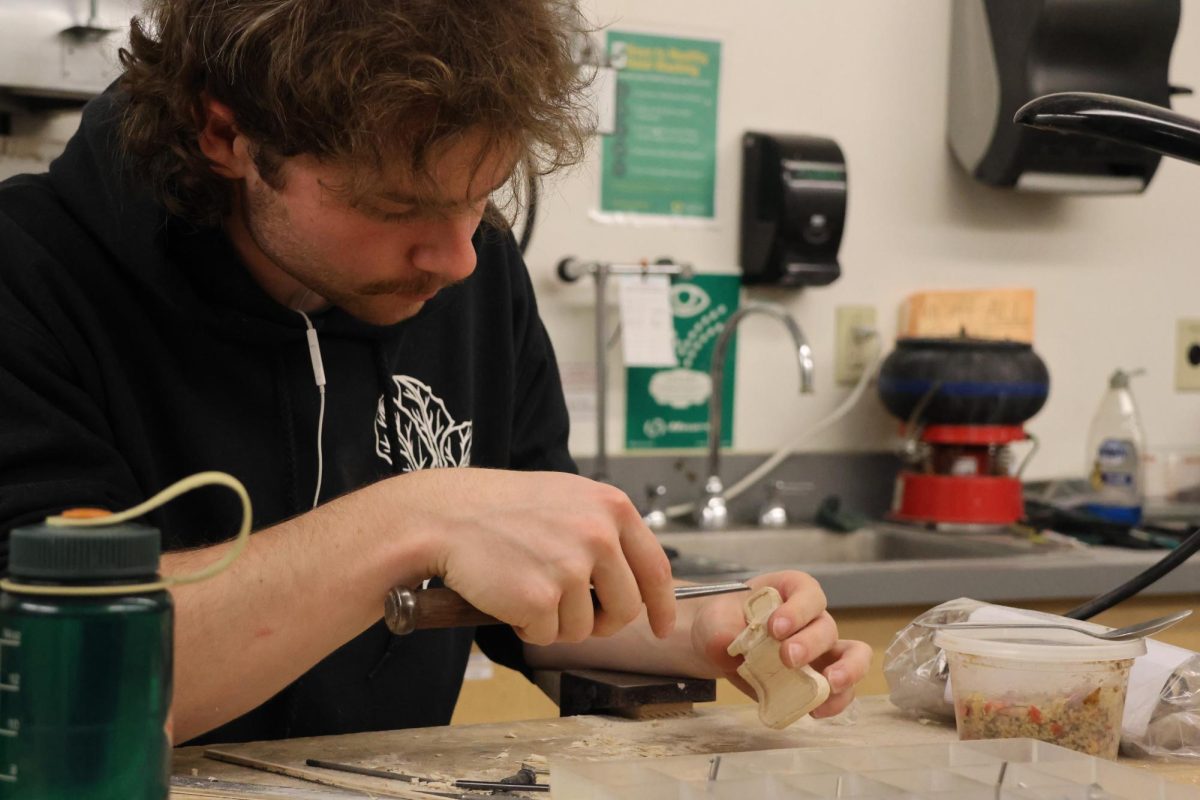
[[934, 627, 1145, 758]]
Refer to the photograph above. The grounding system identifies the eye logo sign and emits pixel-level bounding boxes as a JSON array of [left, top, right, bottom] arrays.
[[670, 283, 710, 318], [626, 273, 740, 450], [644, 282, 727, 411]]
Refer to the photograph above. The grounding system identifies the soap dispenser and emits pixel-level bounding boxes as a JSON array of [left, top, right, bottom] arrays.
[[739, 132, 846, 287], [1084, 369, 1146, 524]]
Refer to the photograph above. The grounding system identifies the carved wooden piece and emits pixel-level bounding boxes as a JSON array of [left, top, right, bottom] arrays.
[[727, 586, 831, 729]]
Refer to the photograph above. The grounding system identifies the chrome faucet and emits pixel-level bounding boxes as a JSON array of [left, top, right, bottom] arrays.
[[695, 302, 814, 529]]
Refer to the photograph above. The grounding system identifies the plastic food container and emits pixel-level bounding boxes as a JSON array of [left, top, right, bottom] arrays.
[[934, 627, 1145, 759]]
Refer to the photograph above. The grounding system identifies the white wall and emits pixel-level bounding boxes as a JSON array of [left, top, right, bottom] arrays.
[[526, 0, 1200, 479]]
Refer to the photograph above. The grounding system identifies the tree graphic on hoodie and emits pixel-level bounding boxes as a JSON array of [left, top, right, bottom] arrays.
[[374, 376, 473, 471]]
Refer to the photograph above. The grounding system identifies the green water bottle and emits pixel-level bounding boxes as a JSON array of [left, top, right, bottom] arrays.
[[0, 520, 172, 799]]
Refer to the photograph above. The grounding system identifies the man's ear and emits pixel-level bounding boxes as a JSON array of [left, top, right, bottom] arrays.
[[197, 93, 254, 180]]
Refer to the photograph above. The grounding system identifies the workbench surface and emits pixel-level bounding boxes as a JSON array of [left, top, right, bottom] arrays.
[[172, 696, 1199, 797]]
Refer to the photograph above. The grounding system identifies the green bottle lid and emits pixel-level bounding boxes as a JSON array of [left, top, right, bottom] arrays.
[[8, 522, 161, 581]]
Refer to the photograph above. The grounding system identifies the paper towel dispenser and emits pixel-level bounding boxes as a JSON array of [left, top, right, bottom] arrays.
[[947, 0, 1185, 193], [739, 132, 845, 287]]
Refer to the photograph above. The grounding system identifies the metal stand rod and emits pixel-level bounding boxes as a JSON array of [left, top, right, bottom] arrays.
[[557, 257, 692, 482], [594, 266, 609, 481]]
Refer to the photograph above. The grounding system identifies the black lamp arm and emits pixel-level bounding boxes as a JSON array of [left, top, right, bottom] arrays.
[[1014, 91, 1200, 166]]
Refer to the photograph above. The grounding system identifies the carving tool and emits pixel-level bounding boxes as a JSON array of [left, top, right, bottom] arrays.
[[384, 581, 749, 635], [304, 759, 422, 783], [303, 759, 549, 796], [454, 777, 548, 792]]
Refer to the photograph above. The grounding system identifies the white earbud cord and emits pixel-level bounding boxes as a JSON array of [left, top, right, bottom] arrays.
[[294, 308, 327, 510]]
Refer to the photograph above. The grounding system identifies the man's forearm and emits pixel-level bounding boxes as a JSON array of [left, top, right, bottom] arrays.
[[523, 594, 714, 679], [164, 480, 432, 743]]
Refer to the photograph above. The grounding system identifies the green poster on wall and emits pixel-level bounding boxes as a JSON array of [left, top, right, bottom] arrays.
[[626, 274, 740, 450], [601, 31, 721, 218]]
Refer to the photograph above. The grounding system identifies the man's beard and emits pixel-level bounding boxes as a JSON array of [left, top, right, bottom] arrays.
[[239, 181, 446, 325]]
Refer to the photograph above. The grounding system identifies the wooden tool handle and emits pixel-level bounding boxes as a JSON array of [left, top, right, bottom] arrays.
[[411, 587, 502, 630], [384, 586, 502, 635]]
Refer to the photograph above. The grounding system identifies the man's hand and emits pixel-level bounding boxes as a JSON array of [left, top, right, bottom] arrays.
[[689, 571, 871, 719], [403, 468, 677, 647], [166, 466, 673, 742]]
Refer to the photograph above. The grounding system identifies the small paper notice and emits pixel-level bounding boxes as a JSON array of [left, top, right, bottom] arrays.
[[616, 274, 677, 367]]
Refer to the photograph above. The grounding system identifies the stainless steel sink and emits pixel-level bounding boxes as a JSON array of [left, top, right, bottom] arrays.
[[658, 525, 1057, 578]]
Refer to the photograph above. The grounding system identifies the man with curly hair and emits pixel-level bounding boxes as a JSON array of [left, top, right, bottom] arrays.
[[0, 0, 870, 746]]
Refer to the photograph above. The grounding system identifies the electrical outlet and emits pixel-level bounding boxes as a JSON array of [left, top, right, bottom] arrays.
[[1177, 318, 1200, 391], [835, 306, 877, 386]]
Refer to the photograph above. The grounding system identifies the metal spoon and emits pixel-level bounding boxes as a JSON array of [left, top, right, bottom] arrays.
[[919, 609, 1192, 641]]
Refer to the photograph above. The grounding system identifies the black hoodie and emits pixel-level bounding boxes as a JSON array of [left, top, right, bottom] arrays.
[[0, 90, 575, 744]]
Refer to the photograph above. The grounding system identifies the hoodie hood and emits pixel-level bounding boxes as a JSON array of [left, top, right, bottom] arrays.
[[46, 89, 460, 343]]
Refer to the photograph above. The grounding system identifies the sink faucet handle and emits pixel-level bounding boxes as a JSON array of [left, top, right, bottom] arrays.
[[696, 474, 729, 530], [642, 483, 669, 531], [757, 481, 814, 528]]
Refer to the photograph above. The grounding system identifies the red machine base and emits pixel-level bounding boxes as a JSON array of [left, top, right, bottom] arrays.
[[891, 472, 1023, 525]]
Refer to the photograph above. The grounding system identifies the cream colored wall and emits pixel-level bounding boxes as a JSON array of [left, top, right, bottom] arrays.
[[526, 0, 1200, 480]]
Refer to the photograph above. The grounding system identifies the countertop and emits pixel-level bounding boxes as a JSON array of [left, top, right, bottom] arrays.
[[171, 696, 1199, 798]]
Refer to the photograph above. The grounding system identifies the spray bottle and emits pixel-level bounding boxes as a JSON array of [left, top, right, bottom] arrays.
[[1084, 368, 1146, 525]]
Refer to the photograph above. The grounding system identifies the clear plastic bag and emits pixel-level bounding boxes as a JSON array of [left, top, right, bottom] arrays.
[[883, 597, 1200, 760]]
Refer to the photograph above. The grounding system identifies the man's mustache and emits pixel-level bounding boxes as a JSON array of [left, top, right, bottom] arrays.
[[357, 275, 460, 296]]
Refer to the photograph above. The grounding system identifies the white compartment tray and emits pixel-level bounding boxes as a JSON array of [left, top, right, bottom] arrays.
[[551, 738, 1199, 799]]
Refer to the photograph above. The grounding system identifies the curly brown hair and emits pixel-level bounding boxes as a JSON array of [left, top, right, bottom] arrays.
[[117, 0, 592, 227]]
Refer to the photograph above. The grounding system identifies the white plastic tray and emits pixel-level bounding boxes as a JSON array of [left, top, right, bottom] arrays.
[[550, 738, 1200, 799]]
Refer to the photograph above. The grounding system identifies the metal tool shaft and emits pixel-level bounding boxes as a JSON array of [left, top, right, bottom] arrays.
[[384, 582, 748, 636], [305, 758, 422, 783], [455, 779, 549, 792]]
